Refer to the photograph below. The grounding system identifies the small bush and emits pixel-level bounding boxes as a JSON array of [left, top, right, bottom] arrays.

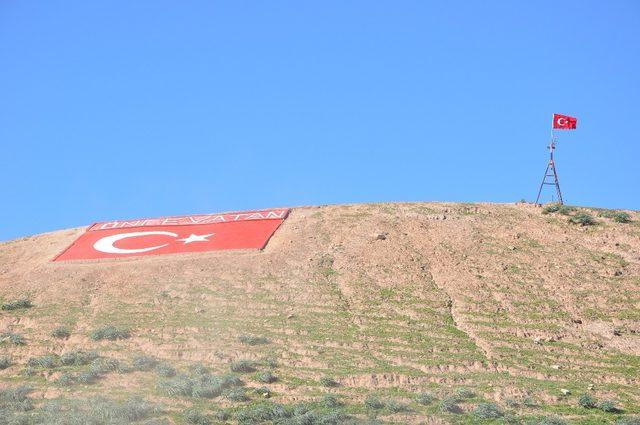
[[236, 403, 291, 424], [255, 370, 277, 383], [225, 387, 249, 402], [76, 369, 101, 384], [578, 393, 597, 408], [440, 396, 461, 413], [322, 394, 342, 408], [238, 335, 269, 345], [89, 357, 120, 374], [90, 326, 130, 341], [132, 355, 158, 371], [54, 373, 78, 386], [254, 386, 271, 398], [599, 210, 632, 223], [0, 385, 34, 412], [542, 204, 561, 214], [453, 388, 475, 400], [598, 400, 619, 413], [155, 363, 176, 377], [1, 299, 33, 311], [0, 356, 11, 370], [26, 354, 60, 369], [386, 400, 410, 413], [50, 326, 71, 339], [534, 416, 568, 425], [505, 397, 519, 408], [612, 212, 632, 223], [215, 410, 230, 421], [473, 403, 504, 419], [319, 376, 339, 387], [416, 392, 435, 405], [0, 331, 25, 346], [230, 360, 256, 373], [60, 350, 99, 366], [569, 213, 596, 226], [364, 395, 384, 410], [616, 417, 640, 425], [263, 357, 278, 369], [184, 409, 210, 425], [189, 363, 209, 375]]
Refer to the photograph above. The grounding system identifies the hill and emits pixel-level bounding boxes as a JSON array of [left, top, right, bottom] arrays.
[[1, 202, 638, 424]]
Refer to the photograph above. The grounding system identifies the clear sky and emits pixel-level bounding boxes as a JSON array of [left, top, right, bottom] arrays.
[[1, 1, 639, 241]]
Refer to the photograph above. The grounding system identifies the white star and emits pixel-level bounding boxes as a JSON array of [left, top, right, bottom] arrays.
[[176, 233, 215, 244]]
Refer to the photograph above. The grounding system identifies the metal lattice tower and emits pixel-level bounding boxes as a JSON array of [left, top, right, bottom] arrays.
[[535, 138, 563, 205]]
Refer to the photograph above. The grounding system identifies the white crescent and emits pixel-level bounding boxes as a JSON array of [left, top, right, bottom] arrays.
[[556, 117, 567, 126], [93, 231, 177, 254]]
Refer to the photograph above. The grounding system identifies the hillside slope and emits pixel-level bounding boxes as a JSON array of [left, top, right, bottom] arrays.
[[1, 202, 639, 424]]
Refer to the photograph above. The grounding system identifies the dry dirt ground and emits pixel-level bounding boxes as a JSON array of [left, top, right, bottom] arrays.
[[0, 202, 638, 424]]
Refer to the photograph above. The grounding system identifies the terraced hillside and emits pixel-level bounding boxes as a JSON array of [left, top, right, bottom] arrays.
[[0, 202, 639, 424]]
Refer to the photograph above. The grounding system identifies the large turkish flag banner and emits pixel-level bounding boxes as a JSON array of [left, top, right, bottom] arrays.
[[54, 209, 289, 261], [552, 113, 577, 129]]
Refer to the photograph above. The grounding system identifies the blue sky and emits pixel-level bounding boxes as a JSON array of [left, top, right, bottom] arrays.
[[1, 1, 639, 241]]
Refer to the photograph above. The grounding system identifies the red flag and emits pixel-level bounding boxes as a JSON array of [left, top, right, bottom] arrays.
[[552, 113, 577, 130]]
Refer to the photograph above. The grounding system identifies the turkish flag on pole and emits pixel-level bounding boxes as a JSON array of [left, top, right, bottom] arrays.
[[552, 113, 577, 129]]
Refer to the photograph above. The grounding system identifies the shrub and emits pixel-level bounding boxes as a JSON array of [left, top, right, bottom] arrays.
[[534, 416, 568, 425], [256, 370, 277, 383], [578, 394, 597, 408], [569, 213, 596, 226], [132, 355, 158, 371], [189, 363, 209, 375], [215, 410, 230, 421], [319, 376, 339, 387], [0, 331, 25, 345], [440, 396, 461, 413], [453, 388, 475, 400], [473, 403, 504, 419], [416, 392, 435, 405], [76, 369, 101, 384], [322, 394, 342, 408], [157, 371, 244, 399], [616, 417, 640, 425], [184, 409, 210, 425], [386, 400, 410, 413], [364, 395, 384, 410], [90, 326, 130, 341], [54, 373, 77, 386], [230, 360, 256, 373], [155, 363, 176, 377], [542, 204, 561, 214], [26, 354, 60, 369], [254, 386, 271, 398], [50, 326, 71, 339], [89, 357, 120, 374], [236, 403, 290, 424], [225, 387, 249, 402], [598, 400, 619, 413], [238, 335, 269, 345], [0, 356, 10, 370], [263, 357, 278, 369], [0, 385, 33, 412], [505, 397, 519, 408], [599, 210, 632, 223], [1, 299, 33, 311], [60, 350, 99, 366]]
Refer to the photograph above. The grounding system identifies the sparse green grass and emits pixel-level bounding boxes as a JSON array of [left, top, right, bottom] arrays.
[[1, 299, 33, 311]]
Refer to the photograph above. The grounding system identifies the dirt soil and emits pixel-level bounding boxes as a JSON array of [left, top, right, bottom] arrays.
[[1, 202, 638, 423]]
